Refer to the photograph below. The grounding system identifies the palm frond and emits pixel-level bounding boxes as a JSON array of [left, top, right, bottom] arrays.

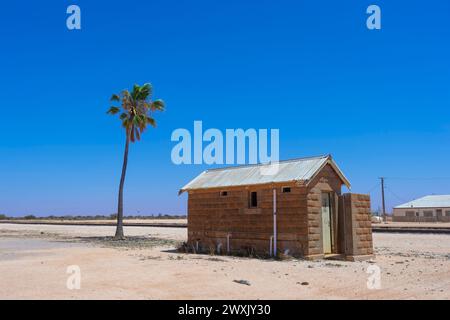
[[134, 127, 141, 141], [150, 99, 165, 111], [138, 83, 153, 100], [131, 84, 140, 100], [107, 106, 120, 115], [146, 116, 157, 128], [133, 114, 145, 131], [121, 90, 131, 100], [110, 94, 120, 102], [122, 118, 131, 129]]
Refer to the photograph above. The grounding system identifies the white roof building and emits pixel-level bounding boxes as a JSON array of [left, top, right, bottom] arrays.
[[393, 195, 450, 220], [395, 195, 450, 209]]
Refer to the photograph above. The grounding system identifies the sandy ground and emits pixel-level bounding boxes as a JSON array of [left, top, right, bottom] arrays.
[[0, 223, 449, 300], [0, 218, 187, 226]]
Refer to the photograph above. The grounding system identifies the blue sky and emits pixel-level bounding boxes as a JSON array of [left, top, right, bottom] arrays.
[[0, 1, 449, 216]]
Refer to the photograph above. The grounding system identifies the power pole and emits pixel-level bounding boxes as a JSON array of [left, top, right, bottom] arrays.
[[380, 177, 386, 223]]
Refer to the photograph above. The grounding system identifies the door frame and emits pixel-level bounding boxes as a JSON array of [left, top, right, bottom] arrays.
[[321, 192, 334, 254]]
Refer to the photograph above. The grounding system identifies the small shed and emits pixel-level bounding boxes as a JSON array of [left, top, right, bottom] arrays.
[[180, 155, 373, 260]]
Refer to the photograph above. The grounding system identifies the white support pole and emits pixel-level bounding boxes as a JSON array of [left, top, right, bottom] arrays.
[[273, 188, 277, 257]]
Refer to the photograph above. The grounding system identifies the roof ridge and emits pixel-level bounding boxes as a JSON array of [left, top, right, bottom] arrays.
[[204, 154, 329, 172]]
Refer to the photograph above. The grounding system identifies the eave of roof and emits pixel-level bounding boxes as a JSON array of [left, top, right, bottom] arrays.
[[179, 155, 351, 194]]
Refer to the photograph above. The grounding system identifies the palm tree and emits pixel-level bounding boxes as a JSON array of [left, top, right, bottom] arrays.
[[107, 83, 165, 240]]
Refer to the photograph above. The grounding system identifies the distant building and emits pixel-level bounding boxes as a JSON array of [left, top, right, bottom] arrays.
[[393, 195, 450, 222], [180, 155, 374, 260]]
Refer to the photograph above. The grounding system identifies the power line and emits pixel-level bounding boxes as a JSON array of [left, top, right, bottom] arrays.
[[384, 177, 450, 181], [365, 182, 380, 194], [384, 186, 409, 203]]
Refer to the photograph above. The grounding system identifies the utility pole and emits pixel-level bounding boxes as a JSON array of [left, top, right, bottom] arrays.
[[380, 177, 386, 223]]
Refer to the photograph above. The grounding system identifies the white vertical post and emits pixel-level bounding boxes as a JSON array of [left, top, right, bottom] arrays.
[[273, 188, 277, 257]]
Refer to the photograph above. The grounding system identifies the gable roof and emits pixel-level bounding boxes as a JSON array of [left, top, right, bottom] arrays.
[[179, 155, 350, 194], [394, 195, 450, 209]]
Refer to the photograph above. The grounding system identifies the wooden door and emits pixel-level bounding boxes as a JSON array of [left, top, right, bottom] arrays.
[[321, 193, 332, 254]]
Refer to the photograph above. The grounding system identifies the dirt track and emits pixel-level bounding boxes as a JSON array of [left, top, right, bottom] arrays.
[[0, 223, 449, 299]]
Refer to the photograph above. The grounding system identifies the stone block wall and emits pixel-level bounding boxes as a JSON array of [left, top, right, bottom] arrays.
[[305, 164, 343, 258], [187, 183, 309, 257], [339, 193, 374, 260]]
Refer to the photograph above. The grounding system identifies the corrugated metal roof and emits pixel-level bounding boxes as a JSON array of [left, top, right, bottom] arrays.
[[395, 195, 450, 209], [180, 155, 350, 193]]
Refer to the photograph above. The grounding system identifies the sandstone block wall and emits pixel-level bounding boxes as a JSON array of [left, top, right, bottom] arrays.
[[305, 165, 342, 257], [339, 193, 374, 259], [187, 183, 309, 257]]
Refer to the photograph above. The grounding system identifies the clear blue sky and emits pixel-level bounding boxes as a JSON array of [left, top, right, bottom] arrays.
[[0, 1, 449, 216]]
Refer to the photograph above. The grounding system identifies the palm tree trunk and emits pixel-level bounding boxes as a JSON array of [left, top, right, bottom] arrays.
[[114, 128, 131, 240]]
